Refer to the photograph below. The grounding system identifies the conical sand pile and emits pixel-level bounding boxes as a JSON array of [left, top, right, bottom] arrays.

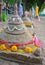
[[0, 15, 32, 45], [22, 16, 33, 27], [0, 7, 43, 65]]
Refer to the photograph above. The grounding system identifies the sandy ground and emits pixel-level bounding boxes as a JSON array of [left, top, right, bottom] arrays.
[[32, 17, 45, 64], [28, 17, 45, 65], [33, 17, 45, 44], [0, 17, 45, 65], [28, 17, 45, 45]]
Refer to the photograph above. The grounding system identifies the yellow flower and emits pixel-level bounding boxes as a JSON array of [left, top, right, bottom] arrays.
[[11, 46, 17, 52], [25, 46, 32, 53], [0, 44, 6, 50]]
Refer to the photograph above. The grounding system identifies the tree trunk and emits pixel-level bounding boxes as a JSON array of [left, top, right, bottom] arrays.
[[0, 0, 2, 21], [19, 0, 22, 3], [39, 0, 44, 10]]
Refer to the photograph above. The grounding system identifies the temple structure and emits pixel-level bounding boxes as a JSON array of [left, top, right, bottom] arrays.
[[0, 14, 43, 65], [0, 1, 43, 65], [0, 14, 32, 46]]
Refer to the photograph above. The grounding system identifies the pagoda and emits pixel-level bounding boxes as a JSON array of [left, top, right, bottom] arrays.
[[0, 15, 43, 65], [0, 3, 43, 65]]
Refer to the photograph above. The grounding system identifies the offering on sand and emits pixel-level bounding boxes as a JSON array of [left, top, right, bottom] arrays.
[[0, 15, 43, 65]]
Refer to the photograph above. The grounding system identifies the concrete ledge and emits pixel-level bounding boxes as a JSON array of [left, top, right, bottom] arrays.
[[0, 52, 43, 65]]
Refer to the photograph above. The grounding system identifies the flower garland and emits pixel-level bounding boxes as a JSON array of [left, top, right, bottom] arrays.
[[0, 39, 33, 46], [0, 39, 8, 45], [0, 34, 44, 54], [0, 38, 44, 48], [0, 39, 38, 53]]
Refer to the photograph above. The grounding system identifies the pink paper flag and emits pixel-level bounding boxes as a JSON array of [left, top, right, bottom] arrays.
[[33, 36, 44, 48]]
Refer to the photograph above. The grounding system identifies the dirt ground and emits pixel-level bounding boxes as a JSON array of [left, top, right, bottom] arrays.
[[28, 17, 45, 65], [34, 17, 45, 65], [33, 17, 45, 45]]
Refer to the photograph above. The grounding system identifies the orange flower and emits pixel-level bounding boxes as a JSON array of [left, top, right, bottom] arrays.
[[25, 46, 32, 53], [11, 46, 17, 52], [0, 44, 6, 50]]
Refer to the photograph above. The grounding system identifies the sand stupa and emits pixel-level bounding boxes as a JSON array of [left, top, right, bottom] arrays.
[[0, 15, 32, 45], [0, 15, 43, 65], [22, 11, 33, 27], [0, 5, 43, 65], [22, 16, 33, 27]]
